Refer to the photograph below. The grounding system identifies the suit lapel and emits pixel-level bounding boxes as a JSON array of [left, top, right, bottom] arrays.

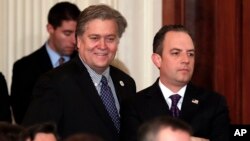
[[180, 83, 200, 122], [142, 81, 201, 121], [37, 45, 53, 72], [73, 57, 118, 134], [145, 79, 172, 117], [109, 67, 125, 103]]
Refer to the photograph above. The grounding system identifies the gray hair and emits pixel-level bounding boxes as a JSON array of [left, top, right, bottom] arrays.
[[76, 4, 127, 38]]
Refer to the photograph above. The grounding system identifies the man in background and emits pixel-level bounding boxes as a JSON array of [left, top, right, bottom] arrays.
[[138, 116, 192, 141], [21, 122, 58, 141], [11, 2, 80, 124]]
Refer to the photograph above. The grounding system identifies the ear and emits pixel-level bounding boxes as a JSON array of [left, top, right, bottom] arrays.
[[76, 36, 82, 49], [47, 24, 54, 34], [152, 53, 162, 68]]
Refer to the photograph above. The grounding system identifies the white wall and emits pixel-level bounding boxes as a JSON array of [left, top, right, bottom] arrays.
[[0, 0, 161, 92]]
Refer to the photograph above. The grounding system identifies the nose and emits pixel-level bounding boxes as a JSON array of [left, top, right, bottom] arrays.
[[71, 34, 76, 45], [181, 53, 190, 64], [98, 38, 107, 49]]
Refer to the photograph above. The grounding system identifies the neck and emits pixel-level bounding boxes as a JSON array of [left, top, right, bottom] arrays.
[[47, 39, 58, 54], [159, 78, 186, 93]]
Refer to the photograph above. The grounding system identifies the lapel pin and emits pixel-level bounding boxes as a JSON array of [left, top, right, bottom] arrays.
[[192, 99, 199, 104], [119, 81, 124, 86]]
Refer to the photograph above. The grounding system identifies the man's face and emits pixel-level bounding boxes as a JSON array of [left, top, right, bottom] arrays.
[[152, 31, 195, 90], [156, 127, 191, 141], [77, 19, 119, 74], [47, 20, 77, 56]]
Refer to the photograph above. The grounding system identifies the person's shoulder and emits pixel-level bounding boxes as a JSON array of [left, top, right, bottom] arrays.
[[0, 72, 6, 82], [34, 67, 67, 88], [14, 46, 46, 66], [110, 65, 134, 81], [110, 65, 130, 76], [137, 79, 159, 96], [0, 72, 6, 85], [41, 58, 79, 80], [187, 83, 225, 101], [0, 72, 4, 79], [137, 85, 154, 95], [123, 83, 157, 108]]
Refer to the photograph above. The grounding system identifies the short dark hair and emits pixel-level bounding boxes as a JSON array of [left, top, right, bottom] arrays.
[[153, 25, 193, 55], [0, 122, 24, 141], [23, 122, 58, 141], [64, 133, 104, 141], [48, 2, 80, 28], [137, 116, 192, 141], [76, 4, 127, 38]]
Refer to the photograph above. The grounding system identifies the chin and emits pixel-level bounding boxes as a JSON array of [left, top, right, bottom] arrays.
[[177, 78, 190, 84], [63, 51, 74, 56], [94, 61, 108, 67], [96, 59, 112, 65]]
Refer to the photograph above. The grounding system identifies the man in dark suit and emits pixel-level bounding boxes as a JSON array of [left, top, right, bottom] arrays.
[[0, 72, 11, 122], [120, 25, 230, 141], [10, 2, 80, 124], [22, 4, 136, 141]]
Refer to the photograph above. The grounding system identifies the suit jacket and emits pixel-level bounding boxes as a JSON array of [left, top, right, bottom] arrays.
[[120, 79, 230, 141], [0, 72, 12, 122], [11, 45, 76, 124], [22, 56, 136, 141]]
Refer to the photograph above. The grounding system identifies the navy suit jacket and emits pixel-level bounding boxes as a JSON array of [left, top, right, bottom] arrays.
[[120, 79, 230, 141], [22, 56, 136, 141], [0, 72, 11, 122], [11, 45, 76, 124]]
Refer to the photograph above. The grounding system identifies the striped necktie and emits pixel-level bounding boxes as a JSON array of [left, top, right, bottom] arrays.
[[100, 76, 120, 133], [169, 94, 181, 117]]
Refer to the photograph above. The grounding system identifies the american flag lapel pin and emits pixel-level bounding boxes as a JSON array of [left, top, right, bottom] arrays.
[[192, 99, 199, 104]]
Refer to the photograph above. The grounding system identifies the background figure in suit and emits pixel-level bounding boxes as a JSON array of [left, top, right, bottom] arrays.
[[120, 25, 230, 141], [138, 116, 192, 141], [0, 73, 11, 122], [23, 4, 136, 141], [11, 2, 80, 124]]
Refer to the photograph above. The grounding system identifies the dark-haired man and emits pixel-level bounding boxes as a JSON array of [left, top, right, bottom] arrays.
[[121, 25, 230, 141], [11, 2, 80, 124]]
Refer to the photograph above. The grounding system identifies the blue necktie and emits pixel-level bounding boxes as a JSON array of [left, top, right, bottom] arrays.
[[169, 94, 181, 117], [100, 76, 120, 133]]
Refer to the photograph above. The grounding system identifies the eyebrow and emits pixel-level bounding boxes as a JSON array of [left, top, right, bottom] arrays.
[[170, 48, 195, 52], [187, 49, 195, 52], [63, 30, 74, 33]]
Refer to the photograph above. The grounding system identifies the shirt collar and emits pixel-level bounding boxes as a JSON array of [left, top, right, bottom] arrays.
[[45, 42, 70, 68], [159, 79, 187, 98], [79, 54, 110, 87]]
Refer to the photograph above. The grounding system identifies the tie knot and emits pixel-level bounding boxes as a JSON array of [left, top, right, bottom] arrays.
[[101, 76, 108, 85], [169, 94, 181, 106], [59, 57, 65, 65]]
